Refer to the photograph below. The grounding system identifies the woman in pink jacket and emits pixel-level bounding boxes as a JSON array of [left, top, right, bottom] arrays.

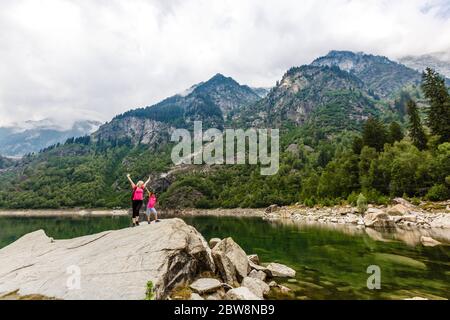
[[126, 174, 151, 227]]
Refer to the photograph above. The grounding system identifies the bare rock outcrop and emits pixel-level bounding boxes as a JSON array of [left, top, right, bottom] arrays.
[[0, 219, 214, 300], [211, 238, 250, 287]]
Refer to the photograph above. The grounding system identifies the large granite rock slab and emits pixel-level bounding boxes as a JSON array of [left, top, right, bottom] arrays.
[[0, 219, 214, 300]]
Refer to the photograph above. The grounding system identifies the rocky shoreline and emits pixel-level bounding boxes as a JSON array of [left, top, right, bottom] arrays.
[[172, 237, 297, 301], [263, 198, 450, 231]]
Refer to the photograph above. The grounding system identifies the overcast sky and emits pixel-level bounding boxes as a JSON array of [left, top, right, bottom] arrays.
[[0, 0, 449, 128]]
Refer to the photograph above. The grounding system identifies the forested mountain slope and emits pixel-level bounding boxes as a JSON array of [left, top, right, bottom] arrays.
[[0, 51, 448, 209]]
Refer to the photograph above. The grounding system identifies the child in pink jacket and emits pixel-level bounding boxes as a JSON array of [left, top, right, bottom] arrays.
[[145, 190, 159, 223]]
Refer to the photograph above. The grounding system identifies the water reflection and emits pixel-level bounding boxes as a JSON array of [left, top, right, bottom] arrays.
[[266, 218, 450, 247], [1, 215, 449, 300]]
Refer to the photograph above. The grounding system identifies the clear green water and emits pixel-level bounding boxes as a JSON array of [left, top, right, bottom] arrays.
[[0, 216, 449, 300]]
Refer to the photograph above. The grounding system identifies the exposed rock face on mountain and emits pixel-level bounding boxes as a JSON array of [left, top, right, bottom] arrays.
[[0, 120, 102, 157], [312, 51, 421, 98], [241, 65, 383, 132], [93, 74, 261, 145], [0, 219, 215, 300], [93, 117, 175, 147], [400, 52, 450, 79], [191, 74, 261, 118]]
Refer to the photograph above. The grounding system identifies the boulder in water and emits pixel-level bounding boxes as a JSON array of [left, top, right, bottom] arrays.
[[420, 236, 442, 247], [211, 238, 250, 287], [266, 263, 296, 278]]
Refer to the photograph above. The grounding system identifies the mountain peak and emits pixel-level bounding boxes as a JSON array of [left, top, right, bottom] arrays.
[[108, 72, 261, 138], [211, 73, 228, 80], [312, 50, 420, 97], [202, 73, 238, 87], [327, 50, 361, 57], [314, 50, 392, 67]]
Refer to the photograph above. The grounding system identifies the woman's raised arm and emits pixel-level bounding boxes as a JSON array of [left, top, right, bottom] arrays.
[[126, 174, 136, 188], [143, 175, 151, 188]]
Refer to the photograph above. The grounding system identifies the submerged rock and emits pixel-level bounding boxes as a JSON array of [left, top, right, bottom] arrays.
[[266, 263, 296, 278], [278, 285, 292, 294], [420, 236, 442, 247], [373, 253, 427, 270], [0, 219, 214, 300]]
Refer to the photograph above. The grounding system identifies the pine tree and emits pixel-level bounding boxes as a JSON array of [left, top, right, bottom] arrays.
[[362, 117, 387, 152], [406, 99, 427, 150], [388, 121, 404, 144], [351, 136, 363, 154], [394, 91, 411, 116], [421, 68, 450, 142]]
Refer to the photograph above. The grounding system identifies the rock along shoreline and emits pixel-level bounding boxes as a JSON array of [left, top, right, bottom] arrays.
[[263, 198, 450, 231]]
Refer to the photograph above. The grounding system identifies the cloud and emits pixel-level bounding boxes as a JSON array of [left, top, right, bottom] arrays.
[[0, 0, 449, 127]]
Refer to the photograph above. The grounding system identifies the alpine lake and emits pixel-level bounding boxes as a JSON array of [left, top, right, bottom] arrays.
[[0, 214, 448, 300]]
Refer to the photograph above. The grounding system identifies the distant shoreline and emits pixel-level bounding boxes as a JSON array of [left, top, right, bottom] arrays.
[[0, 208, 265, 218], [0, 209, 129, 217]]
